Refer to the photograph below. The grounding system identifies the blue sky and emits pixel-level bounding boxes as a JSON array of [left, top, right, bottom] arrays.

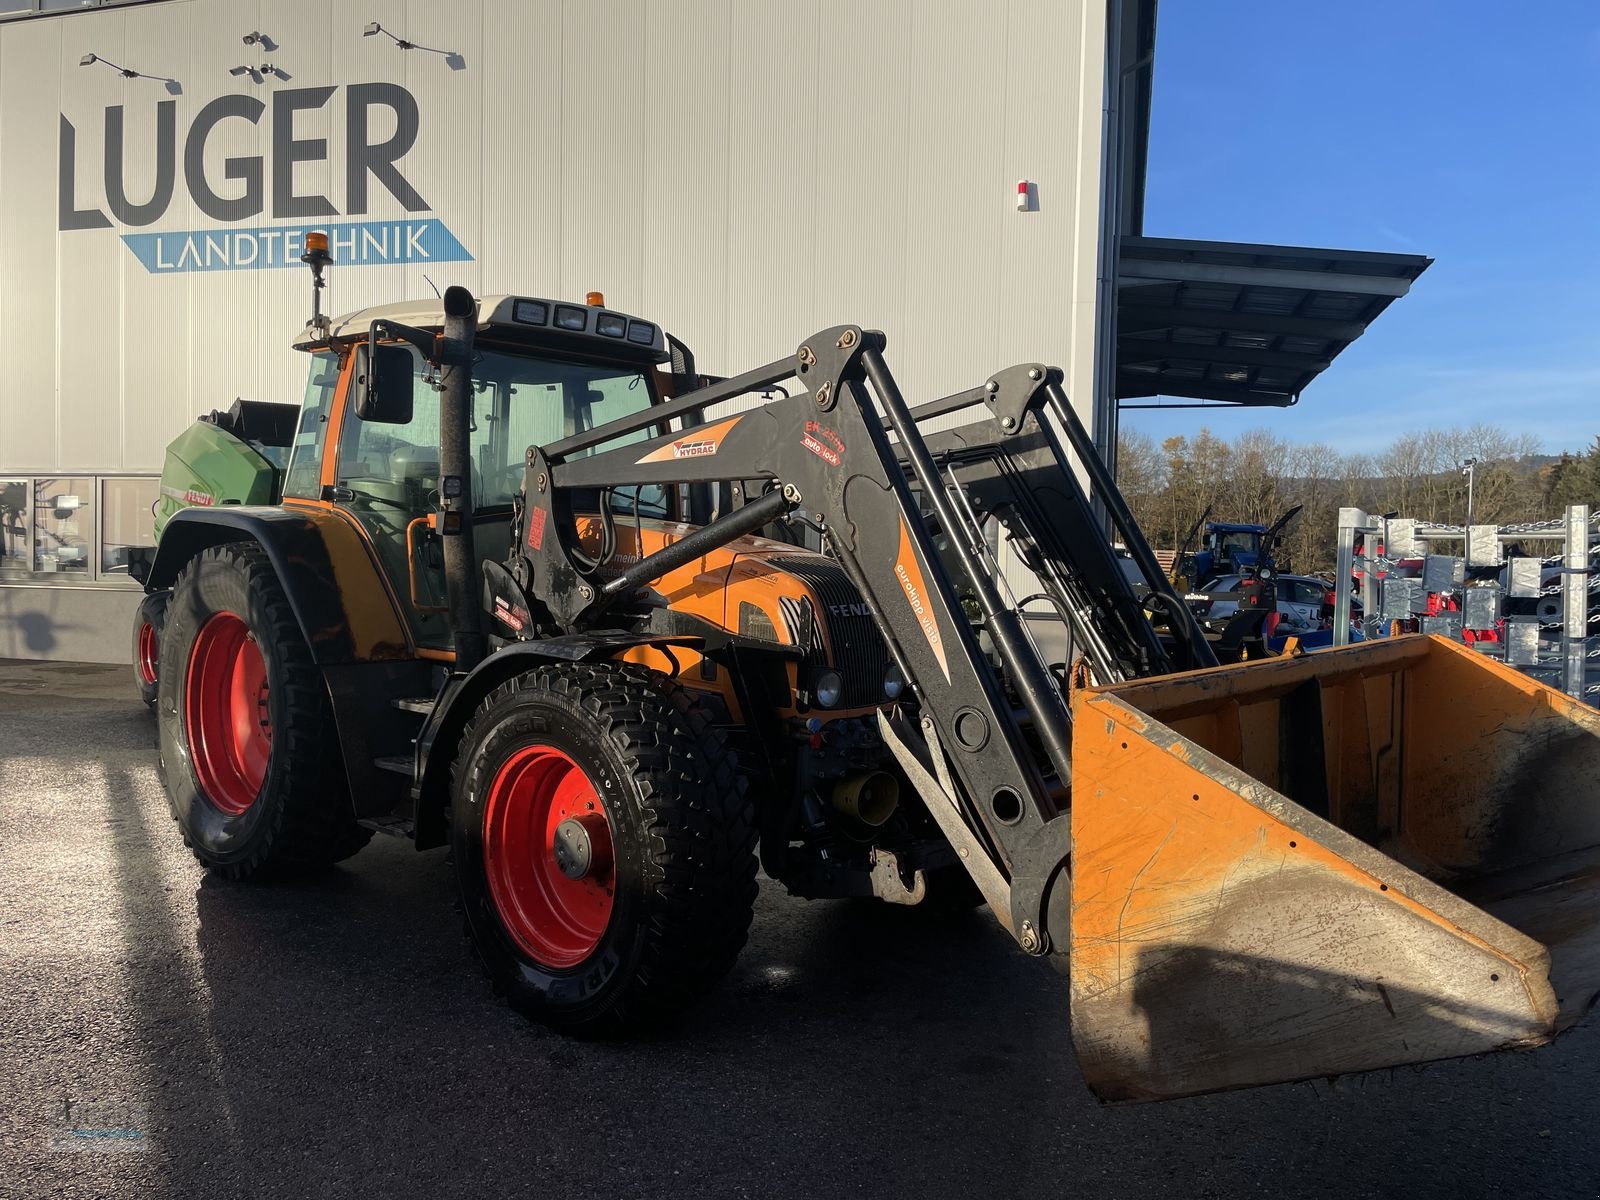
[[1124, 1, 1600, 455]]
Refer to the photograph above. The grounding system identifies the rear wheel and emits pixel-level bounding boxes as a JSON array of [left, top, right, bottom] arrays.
[[451, 663, 756, 1034], [156, 542, 371, 878], [131, 590, 169, 713]]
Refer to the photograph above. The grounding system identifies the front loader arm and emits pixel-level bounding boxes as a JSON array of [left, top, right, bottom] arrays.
[[504, 326, 1600, 1102], [512, 327, 1175, 953]]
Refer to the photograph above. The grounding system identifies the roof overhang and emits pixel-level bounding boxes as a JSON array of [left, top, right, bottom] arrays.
[[1116, 236, 1432, 409]]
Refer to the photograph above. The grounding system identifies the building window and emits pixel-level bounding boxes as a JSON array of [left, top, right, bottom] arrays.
[[0, 474, 160, 585], [101, 476, 159, 578], [0, 479, 28, 578], [32, 478, 96, 576], [1, 1, 172, 18]]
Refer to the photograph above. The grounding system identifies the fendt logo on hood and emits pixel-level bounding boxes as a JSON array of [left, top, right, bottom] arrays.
[[58, 83, 471, 274]]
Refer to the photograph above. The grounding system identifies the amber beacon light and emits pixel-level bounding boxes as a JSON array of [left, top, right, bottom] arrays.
[[302, 231, 333, 333]]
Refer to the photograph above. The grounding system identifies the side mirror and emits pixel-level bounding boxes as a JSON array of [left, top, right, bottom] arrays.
[[355, 343, 415, 424]]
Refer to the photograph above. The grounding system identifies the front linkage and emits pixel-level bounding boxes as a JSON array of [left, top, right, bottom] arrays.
[[491, 326, 1207, 957]]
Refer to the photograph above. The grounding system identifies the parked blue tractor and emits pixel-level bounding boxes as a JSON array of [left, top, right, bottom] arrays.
[[1178, 504, 1302, 588]]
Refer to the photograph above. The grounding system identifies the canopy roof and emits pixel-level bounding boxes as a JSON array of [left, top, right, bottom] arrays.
[[1116, 236, 1432, 408]]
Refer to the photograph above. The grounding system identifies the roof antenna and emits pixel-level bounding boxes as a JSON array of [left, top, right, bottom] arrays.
[[423, 274, 442, 299]]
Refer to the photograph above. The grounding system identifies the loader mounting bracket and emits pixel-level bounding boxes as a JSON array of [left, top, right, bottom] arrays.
[[1008, 815, 1073, 955], [982, 362, 1057, 435]]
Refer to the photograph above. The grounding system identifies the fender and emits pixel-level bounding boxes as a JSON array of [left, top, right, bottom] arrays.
[[145, 505, 411, 665], [410, 631, 709, 849]]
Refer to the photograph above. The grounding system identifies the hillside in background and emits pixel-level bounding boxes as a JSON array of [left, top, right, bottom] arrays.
[[1117, 427, 1600, 576]]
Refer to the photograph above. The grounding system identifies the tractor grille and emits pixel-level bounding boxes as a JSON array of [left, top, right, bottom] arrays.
[[770, 555, 890, 709]]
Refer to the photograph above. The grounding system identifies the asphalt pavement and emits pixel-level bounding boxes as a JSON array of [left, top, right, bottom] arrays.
[[2, 659, 1597, 1200]]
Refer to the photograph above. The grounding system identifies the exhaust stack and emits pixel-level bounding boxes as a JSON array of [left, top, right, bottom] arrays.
[[438, 285, 485, 671]]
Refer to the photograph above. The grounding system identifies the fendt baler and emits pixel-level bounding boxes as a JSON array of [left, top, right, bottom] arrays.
[[131, 397, 298, 709]]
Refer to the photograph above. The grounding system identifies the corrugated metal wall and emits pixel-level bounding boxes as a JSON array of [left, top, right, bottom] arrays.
[[0, 0, 1111, 474]]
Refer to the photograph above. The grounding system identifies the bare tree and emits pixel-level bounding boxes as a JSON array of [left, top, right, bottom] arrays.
[[1114, 423, 1569, 575]]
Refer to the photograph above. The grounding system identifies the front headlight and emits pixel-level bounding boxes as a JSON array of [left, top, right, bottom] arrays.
[[814, 669, 844, 709], [883, 664, 904, 700]]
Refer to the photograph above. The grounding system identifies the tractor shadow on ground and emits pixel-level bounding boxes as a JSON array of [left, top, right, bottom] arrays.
[[99, 781, 1599, 1200], [164, 834, 1080, 1196]]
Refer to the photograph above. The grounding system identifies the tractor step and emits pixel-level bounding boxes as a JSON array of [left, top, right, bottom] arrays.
[[373, 755, 413, 776], [391, 697, 435, 715], [357, 815, 415, 838]]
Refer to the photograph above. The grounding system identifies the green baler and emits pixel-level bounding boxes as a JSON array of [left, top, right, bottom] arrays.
[[152, 399, 299, 538], [134, 399, 299, 708]]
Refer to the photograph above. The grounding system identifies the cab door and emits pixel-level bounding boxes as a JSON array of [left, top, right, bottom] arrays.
[[332, 345, 455, 650]]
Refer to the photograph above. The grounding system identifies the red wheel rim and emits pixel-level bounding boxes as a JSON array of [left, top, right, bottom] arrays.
[[184, 612, 271, 816], [483, 745, 616, 969], [137, 620, 159, 686]]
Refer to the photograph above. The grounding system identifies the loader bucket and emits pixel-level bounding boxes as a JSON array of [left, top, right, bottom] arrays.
[[1068, 635, 1600, 1102]]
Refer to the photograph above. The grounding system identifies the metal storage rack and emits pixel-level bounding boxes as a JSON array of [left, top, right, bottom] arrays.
[[1333, 504, 1598, 702]]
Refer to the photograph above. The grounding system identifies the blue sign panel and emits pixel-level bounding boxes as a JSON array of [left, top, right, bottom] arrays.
[[120, 218, 472, 274]]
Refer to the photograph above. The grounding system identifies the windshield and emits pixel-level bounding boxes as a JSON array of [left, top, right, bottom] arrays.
[[1215, 531, 1259, 556], [337, 344, 666, 517]]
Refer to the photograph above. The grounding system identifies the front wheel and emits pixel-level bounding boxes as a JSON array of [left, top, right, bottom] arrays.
[[451, 663, 757, 1035]]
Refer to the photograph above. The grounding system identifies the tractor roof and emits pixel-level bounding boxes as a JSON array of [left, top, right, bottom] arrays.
[[294, 294, 670, 363]]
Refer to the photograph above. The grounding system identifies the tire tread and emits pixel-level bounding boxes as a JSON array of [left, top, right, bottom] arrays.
[[452, 661, 756, 1032], [160, 541, 371, 878]]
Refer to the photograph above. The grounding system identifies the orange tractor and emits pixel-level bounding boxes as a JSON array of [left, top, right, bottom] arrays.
[[139, 248, 1600, 1100]]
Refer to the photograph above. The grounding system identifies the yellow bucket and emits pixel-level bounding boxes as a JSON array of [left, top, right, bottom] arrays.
[[1069, 635, 1600, 1101]]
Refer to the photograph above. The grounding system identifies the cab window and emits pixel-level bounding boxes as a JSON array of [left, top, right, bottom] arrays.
[[497, 355, 666, 518], [336, 344, 666, 517], [282, 352, 340, 500]]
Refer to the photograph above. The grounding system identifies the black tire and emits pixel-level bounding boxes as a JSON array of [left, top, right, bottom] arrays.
[[156, 542, 372, 878], [451, 662, 757, 1035], [132, 590, 169, 713]]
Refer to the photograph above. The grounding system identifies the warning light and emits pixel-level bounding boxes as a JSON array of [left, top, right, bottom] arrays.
[[585, 290, 605, 307], [302, 230, 332, 333], [301, 230, 332, 269]]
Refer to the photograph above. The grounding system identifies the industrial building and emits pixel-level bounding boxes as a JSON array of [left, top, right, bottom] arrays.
[[0, 0, 1423, 662]]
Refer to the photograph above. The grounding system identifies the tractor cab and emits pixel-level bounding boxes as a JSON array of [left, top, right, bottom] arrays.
[[1185, 505, 1302, 587], [1192, 522, 1266, 583], [288, 294, 683, 650]]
